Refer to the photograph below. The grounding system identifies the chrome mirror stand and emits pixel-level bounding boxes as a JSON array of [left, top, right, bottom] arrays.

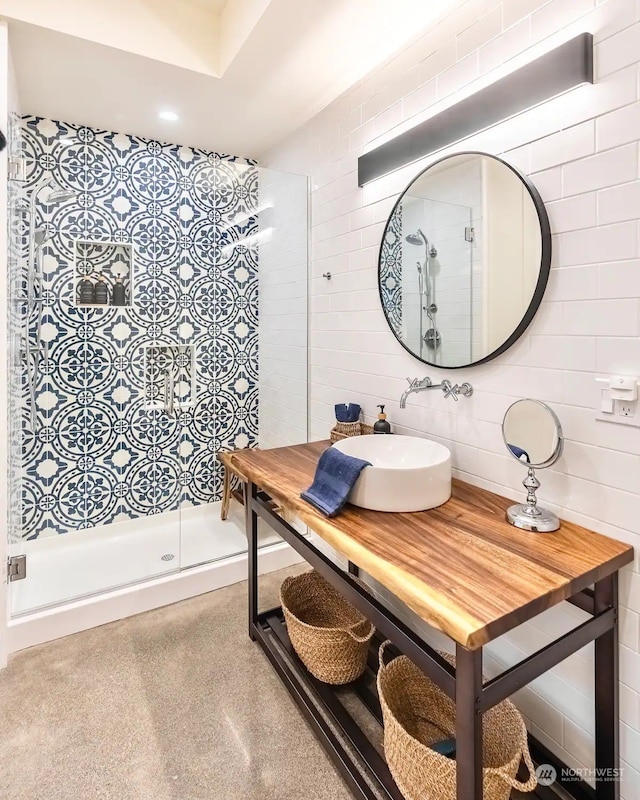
[[506, 466, 560, 533]]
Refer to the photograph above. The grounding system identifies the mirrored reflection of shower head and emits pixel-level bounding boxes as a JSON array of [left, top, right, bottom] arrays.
[[405, 230, 426, 246], [46, 185, 76, 205]]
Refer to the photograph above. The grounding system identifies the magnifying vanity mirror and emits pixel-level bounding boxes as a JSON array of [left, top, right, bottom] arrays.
[[502, 399, 563, 532], [378, 152, 551, 368]]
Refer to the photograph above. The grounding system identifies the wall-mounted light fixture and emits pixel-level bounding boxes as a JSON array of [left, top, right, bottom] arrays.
[[357, 32, 593, 187]]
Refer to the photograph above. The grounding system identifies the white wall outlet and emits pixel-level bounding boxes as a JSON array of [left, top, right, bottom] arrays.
[[595, 377, 640, 428], [619, 402, 635, 418]]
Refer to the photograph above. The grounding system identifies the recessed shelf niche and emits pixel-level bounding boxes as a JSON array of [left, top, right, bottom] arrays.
[[74, 239, 135, 308], [143, 345, 196, 412]]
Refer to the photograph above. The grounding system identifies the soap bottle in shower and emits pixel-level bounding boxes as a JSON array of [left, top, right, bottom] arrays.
[[94, 275, 109, 305], [111, 273, 126, 306], [78, 275, 95, 306], [373, 404, 392, 434]]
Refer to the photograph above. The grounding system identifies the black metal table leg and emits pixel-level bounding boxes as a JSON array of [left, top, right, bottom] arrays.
[[246, 481, 259, 640], [456, 644, 483, 800], [594, 574, 619, 800]]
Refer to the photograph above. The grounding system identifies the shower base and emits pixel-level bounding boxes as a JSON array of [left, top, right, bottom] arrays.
[[5, 502, 302, 657]]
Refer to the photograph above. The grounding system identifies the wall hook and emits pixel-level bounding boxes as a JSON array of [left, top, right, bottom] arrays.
[[322, 272, 332, 280]]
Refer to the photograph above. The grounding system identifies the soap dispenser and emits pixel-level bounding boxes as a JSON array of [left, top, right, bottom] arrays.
[[373, 404, 391, 434], [78, 275, 95, 306], [94, 275, 109, 305], [111, 272, 126, 306]]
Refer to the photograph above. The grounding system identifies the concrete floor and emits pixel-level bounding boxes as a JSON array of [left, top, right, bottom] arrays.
[[0, 565, 356, 800]]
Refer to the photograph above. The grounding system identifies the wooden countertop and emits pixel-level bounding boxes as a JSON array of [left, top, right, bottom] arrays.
[[233, 441, 634, 649]]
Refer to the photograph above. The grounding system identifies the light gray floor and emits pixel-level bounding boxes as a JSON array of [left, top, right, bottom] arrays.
[[0, 564, 355, 800]]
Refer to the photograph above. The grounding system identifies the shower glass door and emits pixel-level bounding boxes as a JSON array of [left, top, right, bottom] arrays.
[[8, 114, 309, 617], [10, 121, 186, 615]]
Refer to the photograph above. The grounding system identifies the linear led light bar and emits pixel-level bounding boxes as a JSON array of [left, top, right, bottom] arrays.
[[357, 33, 593, 187]]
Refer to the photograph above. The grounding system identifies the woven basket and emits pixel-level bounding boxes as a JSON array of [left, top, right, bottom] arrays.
[[330, 422, 375, 442], [377, 642, 537, 800], [280, 570, 375, 684], [330, 421, 361, 442]]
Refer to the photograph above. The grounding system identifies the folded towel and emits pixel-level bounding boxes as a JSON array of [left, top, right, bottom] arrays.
[[335, 403, 361, 423], [508, 444, 530, 462], [301, 447, 371, 517]]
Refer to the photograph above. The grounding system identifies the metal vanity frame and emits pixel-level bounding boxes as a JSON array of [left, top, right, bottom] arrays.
[[246, 482, 620, 800]]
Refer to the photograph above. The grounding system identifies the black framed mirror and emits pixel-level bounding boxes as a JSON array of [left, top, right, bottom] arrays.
[[378, 151, 552, 369]]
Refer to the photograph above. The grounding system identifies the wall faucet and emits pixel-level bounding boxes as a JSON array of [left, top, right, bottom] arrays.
[[400, 376, 473, 408]]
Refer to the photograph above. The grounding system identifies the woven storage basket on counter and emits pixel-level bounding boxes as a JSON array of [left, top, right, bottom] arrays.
[[376, 642, 537, 800], [280, 570, 375, 684], [330, 422, 374, 442]]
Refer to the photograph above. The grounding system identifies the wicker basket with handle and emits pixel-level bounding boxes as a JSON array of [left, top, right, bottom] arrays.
[[280, 570, 375, 684], [376, 641, 538, 800]]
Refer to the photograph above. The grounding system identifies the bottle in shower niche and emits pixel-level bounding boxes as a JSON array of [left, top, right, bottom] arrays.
[[94, 275, 109, 305], [78, 275, 95, 306], [111, 273, 126, 306]]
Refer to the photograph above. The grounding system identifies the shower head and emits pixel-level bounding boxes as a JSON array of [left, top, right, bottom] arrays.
[[405, 231, 425, 246], [405, 228, 428, 247], [46, 185, 76, 205]]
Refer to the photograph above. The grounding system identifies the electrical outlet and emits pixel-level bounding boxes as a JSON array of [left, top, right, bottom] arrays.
[[595, 377, 640, 427], [619, 402, 635, 418]]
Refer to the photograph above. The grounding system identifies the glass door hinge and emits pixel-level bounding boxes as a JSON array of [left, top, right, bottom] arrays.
[[7, 555, 26, 582], [8, 156, 26, 181]]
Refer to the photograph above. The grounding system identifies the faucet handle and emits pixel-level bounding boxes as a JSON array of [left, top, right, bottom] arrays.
[[406, 376, 418, 387], [442, 380, 459, 401]]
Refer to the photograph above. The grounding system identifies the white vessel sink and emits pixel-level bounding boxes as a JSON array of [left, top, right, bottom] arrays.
[[332, 434, 451, 513]]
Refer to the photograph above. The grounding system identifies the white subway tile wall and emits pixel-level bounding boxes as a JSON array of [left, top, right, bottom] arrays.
[[263, 0, 640, 794]]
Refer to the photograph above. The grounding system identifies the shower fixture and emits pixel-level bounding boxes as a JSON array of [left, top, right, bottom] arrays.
[[405, 228, 440, 359], [405, 229, 437, 259], [25, 178, 77, 429], [46, 186, 76, 204]]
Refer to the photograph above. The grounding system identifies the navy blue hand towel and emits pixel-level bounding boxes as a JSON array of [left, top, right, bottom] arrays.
[[301, 447, 371, 517], [335, 403, 361, 423]]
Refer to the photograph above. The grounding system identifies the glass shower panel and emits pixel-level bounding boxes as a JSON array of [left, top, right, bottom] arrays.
[[10, 122, 184, 616], [180, 157, 257, 567], [178, 162, 309, 568]]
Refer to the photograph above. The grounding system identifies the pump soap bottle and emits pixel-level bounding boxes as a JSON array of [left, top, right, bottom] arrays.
[[373, 404, 391, 434]]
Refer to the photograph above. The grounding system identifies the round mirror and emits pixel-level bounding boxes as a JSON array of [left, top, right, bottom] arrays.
[[378, 152, 551, 369], [502, 399, 563, 468]]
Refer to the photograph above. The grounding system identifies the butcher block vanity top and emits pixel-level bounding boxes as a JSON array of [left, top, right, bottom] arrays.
[[233, 440, 634, 649]]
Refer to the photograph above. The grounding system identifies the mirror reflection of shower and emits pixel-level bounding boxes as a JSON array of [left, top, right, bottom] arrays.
[[25, 178, 77, 429], [405, 228, 440, 361]]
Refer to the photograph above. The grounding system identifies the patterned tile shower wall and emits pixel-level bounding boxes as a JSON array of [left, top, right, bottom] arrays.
[[20, 116, 258, 538], [8, 110, 25, 544], [379, 204, 402, 335]]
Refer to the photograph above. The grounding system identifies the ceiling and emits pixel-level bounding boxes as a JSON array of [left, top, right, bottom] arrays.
[[189, 0, 229, 11], [2, 0, 461, 160]]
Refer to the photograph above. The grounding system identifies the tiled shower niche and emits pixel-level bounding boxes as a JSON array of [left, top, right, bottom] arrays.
[[74, 239, 134, 308], [144, 345, 196, 412]]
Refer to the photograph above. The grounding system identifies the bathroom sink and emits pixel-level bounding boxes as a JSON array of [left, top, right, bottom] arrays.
[[332, 435, 451, 513]]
